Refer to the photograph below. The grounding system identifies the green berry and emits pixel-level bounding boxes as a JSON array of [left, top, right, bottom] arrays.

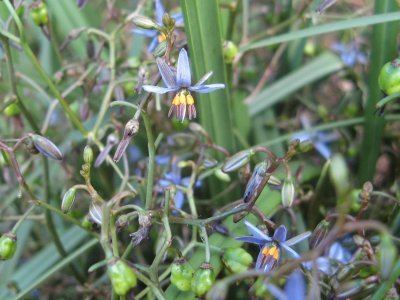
[[170, 258, 195, 292], [379, 58, 400, 95], [107, 259, 137, 296], [191, 263, 215, 297], [0, 233, 17, 260], [222, 247, 253, 274], [4, 103, 21, 117]]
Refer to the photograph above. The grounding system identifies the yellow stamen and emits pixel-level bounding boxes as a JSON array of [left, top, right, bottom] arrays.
[[186, 94, 194, 105], [179, 92, 187, 105], [262, 246, 279, 260], [158, 33, 166, 42], [172, 94, 180, 106]]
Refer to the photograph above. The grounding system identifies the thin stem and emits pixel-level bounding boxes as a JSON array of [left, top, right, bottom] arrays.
[[11, 205, 36, 234], [200, 226, 211, 263], [142, 112, 156, 210]]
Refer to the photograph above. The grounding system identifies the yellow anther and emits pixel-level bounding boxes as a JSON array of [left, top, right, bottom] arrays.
[[158, 33, 166, 42], [186, 94, 194, 105], [172, 94, 180, 106], [179, 92, 187, 105]]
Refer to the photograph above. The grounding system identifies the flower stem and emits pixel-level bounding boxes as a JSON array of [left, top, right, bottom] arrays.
[[142, 112, 156, 210]]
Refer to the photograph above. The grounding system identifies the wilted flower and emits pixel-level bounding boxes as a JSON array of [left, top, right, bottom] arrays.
[[236, 221, 311, 272], [243, 161, 270, 203], [113, 119, 140, 163], [132, 0, 183, 52], [292, 113, 338, 159], [331, 42, 367, 67], [143, 48, 225, 121], [95, 134, 118, 167]]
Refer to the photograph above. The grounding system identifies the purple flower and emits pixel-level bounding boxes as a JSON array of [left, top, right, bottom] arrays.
[[143, 48, 225, 120], [331, 42, 367, 67], [132, 0, 183, 52], [76, 0, 89, 9], [266, 269, 306, 300], [292, 113, 338, 159], [236, 221, 311, 272]]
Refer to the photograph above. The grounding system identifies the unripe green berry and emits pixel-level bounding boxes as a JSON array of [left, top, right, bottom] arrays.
[[170, 258, 195, 292], [0, 233, 17, 260], [107, 259, 137, 296], [223, 41, 238, 64], [222, 247, 253, 274], [191, 263, 215, 297], [4, 103, 21, 117], [379, 58, 400, 95]]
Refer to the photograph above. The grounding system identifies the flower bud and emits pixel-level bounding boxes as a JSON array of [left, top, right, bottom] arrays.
[[214, 169, 231, 182], [378, 234, 397, 280], [329, 154, 350, 196], [162, 13, 175, 28], [222, 149, 253, 173], [223, 41, 238, 64], [191, 263, 215, 297], [61, 188, 77, 213], [222, 247, 253, 274], [113, 119, 140, 163], [0, 233, 17, 260], [379, 58, 400, 95], [281, 176, 295, 207], [170, 258, 195, 292], [202, 158, 218, 169], [83, 145, 94, 164], [31, 1, 48, 26], [267, 175, 281, 186], [88, 203, 102, 225], [132, 15, 158, 29], [309, 220, 331, 248], [153, 40, 167, 57], [107, 259, 137, 296], [243, 161, 270, 203], [30, 134, 63, 160]]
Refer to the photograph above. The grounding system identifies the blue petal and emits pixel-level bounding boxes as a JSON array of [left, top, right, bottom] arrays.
[[155, 0, 165, 24], [273, 225, 287, 243], [156, 58, 177, 88], [285, 231, 311, 247], [174, 191, 185, 209], [189, 84, 225, 93], [280, 243, 300, 258], [194, 71, 213, 87], [176, 48, 191, 87], [171, 13, 184, 26], [243, 220, 271, 241], [132, 28, 157, 38], [284, 270, 306, 300], [235, 236, 268, 245], [147, 37, 159, 52], [313, 141, 332, 159], [142, 85, 177, 94], [266, 284, 287, 300], [328, 242, 352, 264]]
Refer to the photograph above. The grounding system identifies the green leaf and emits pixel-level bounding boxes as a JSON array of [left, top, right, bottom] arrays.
[[180, 0, 236, 152], [240, 12, 400, 52], [247, 52, 343, 116], [0, 227, 92, 298]]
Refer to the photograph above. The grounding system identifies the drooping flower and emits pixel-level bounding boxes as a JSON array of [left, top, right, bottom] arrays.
[[132, 0, 183, 52], [331, 42, 367, 67], [292, 112, 338, 159], [143, 48, 225, 121], [236, 221, 311, 272]]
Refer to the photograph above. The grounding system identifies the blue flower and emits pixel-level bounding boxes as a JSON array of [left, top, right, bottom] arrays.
[[132, 0, 183, 52], [266, 269, 306, 300], [292, 113, 338, 159], [331, 42, 367, 67], [303, 240, 353, 275], [236, 221, 311, 272], [143, 48, 225, 120]]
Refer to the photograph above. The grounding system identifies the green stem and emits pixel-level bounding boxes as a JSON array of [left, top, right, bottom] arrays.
[[142, 112, 156, 210], [11, 205, 36, 234], [200, 226, 210, 263], [375, 92, 400, 108]]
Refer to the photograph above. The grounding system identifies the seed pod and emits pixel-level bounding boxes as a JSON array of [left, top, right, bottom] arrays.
[[222, 247, 253, 274], [0, 233, 17, 260], [83, 145, 94, 164], [243, 161, 270, 203], [107, 259, 137, 296], [379, 58, 400, 95], [222, 149, 253, 173], [61, 188, 77, 213], [281, 176, 295, 207], [223, 41, 238, 64], [191, 263, 215, 297], [170, 258, 195, 292], [30, 134, 63, 160], [378, 234, 397, 280], [153, 40, 167, 57], [132, 15, 158, 30]]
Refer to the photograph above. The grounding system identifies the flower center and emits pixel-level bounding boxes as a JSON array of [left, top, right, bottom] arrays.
[[168, 90, 197, 121], [158, 33, 167, 43]]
